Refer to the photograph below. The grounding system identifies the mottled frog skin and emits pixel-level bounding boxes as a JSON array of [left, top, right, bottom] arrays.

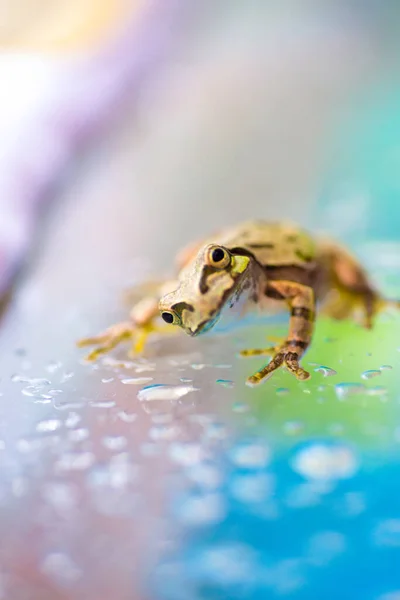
[[78, 221, 399, 386]]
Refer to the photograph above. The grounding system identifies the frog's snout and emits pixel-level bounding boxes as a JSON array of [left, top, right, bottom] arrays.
[[185, 326, 199, 337]]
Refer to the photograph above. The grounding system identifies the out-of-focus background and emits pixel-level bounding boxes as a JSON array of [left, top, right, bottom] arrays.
[[1, 2, 400, 599]]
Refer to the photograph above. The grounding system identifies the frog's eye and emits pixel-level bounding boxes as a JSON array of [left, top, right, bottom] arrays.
[[207, 245, 231, 269], [161, 310, 180, 325]]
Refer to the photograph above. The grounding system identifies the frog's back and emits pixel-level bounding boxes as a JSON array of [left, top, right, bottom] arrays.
[[215, 220, 316, 268]]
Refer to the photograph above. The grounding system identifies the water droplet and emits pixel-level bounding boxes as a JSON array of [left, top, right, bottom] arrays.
[[292, 443, 358, 481], [89, 399, 116, 408], [367, 386, 387, 397], [185, 463, 222, 489], [283, 421, 303, 435], [41, 553, 81, 586], [55, 452, 95, 472], [169, 357, 190, 367], [335, 382, 365, 400], [229, 440, 270, 468], [185, 543, 257, 587], [276, 387, 289, 396], [314, 365, 337, 377], [361, 369, 381, 380], [42, 482, 78, 512], [53, 399, 84, 411], [188, 413, 214, 426], [101, 377, 114, 383], [380, 364, 393, 371], [169, 442, 204, 465], [149, 425, 180, 441], [216, 379, 234, 388], [60, 371, 74, 383], [16, 437, 41, 453], [121, 377, 153, 385], [117, 410, 137, 423], [36, 419, 62, 433], [29, 378, 51, 386], [374, 519, 400, 547], [204, 422, 228, 441], [191, 363, 208, 370], [88, 457, 137, 490], [68, 428, 89, 443], [46, 361, 62, 373], [232, 402, 249, 413], [101, 357, 134, 369], [102, 435, 127, 451], [11, 373, 29, 383], [306, 531, 346, 566], [65, 412, 81, 428], [178, 492, 226, 525], [179, 377, 193, 383], [230, 473, 274, 503], [22, 386, 47, 398], [138, 384, 198, 402], [48, 389, 63, 396], [135, 364, 156, 373]]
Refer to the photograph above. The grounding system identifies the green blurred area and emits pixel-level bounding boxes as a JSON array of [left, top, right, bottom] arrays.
[[235, 316, 400, 453]]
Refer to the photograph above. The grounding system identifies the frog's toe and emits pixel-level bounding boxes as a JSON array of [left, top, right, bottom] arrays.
[[77, 334, 109, 347], [78, 322, 133, 360], [284, 352, 310, 381], [294, 367, 311, 381], [239, 347, 276, 358]]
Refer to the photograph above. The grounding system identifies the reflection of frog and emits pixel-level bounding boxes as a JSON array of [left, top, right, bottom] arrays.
[[78, 221, 399, 386]]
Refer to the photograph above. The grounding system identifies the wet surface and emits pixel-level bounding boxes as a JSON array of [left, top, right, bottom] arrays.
[[1, 5, 400, 598], [1, 273, 400, 599]]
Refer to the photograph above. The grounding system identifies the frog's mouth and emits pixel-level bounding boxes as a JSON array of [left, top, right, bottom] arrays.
[[187, 313, 221, 336]]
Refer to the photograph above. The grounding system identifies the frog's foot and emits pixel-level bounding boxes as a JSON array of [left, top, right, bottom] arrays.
[[77, 321, 135, 361], [245, 341, 310, 387], [127, 322, 174, 356], [77, 320, 174, 361], [370, 297, 400, 328], [323, 290, 400, 330], [321, 289, 355, 321]]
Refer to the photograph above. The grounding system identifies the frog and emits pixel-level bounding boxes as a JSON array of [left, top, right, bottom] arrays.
[[77, 220, 400, 386]]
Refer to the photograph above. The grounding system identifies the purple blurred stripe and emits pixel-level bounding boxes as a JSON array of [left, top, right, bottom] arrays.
[[0, 0, 188, 297]]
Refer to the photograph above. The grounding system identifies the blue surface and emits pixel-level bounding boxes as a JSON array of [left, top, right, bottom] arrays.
[[153, 438, 400, 600]]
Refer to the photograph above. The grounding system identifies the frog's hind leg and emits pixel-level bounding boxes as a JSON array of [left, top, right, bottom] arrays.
[[319, 241, 400, 329]]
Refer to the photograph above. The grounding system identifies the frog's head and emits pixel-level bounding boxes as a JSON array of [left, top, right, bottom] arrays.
[[159, 244, 251, 336]]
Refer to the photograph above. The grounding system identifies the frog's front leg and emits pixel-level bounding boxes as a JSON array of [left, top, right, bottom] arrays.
[[77, 280, 177, 360], [245, 281, 315, 386]]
